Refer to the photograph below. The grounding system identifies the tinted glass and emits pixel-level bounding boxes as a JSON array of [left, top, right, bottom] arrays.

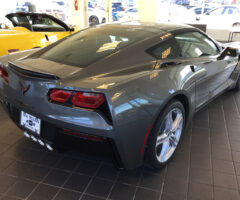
[[195, 8, 202, 14], [224, 7, 240, 15], [41, 27, 151, 67], [147, 39, 181, 59], [175, 32, 219, 58], [209, 7, 224, 15]]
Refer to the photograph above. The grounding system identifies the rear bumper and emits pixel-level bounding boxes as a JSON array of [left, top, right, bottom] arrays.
[[0, 96, 126, 169]]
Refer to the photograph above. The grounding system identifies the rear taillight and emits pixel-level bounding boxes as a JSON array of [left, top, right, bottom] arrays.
[[50, 89, 73, 103], [72, 92, 106, 109], [49, 89, 106, 109], [0, 65, 8, 83]]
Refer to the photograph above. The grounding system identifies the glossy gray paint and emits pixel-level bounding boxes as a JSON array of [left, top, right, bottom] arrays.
[[0, 22, 239, 169]]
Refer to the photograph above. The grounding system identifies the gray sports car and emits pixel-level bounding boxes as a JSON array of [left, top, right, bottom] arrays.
[[0, 21, 240, 170]]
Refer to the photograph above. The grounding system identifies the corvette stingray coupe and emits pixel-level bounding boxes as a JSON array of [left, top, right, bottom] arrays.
[[0, 21, 240, 170], [0, 12, 77, 57]]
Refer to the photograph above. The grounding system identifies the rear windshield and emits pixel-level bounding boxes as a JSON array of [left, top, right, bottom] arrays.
[[41, 26, 151, 67]]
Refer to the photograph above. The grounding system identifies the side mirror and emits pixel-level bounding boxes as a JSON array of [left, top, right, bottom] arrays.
[[217, 47, 237, 60], [196, 17, 200, 21], [206, 12, 210, 15], [69, 27, 75, 32]]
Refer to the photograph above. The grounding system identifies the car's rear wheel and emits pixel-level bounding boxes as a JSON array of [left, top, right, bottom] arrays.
[[146, 100, 185, 169], [234, 75, 240, 91]]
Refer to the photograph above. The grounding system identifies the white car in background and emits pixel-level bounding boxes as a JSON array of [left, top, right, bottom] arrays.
[[88, 8, 106, 26], [122, 7, 138, 21], [197, 5, 240, 41], [157, 3, 196, 24], [189, 6, 214, 15]]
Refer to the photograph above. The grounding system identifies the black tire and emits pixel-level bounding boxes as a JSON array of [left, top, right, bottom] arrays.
[[234, 75, 240, 91], [89, 16, 99, 26], [233, 22, 240, 27], [145, 100, 185, 169]]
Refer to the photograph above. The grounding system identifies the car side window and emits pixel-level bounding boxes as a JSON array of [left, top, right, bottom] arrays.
[[224, 7, 239, 15], [233, 7, 240, 14], [175, 32, 219, 58], [208, 7, 224, 15], [195, 8, 201, 14], [8, 15, 66, 32], [31, 16, 66, 32], [147, 38, 182, 59]]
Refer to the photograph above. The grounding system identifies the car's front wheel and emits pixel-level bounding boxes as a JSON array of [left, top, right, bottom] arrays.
[[146, 100, 185, 169], [233, 22, 240, 27], [89, 16, 99, 26]]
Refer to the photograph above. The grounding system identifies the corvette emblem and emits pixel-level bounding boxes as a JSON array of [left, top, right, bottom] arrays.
[[20, 81, 31, 95], [23, 85, 31, 95]]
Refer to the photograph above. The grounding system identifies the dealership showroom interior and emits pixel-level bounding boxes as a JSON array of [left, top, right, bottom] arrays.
[[2, 0, 240, 199]]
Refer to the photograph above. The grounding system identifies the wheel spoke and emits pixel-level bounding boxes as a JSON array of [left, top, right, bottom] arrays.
[[159, 141, 171, 162], [156, 132, 169, 147], [169, 134, 179, 148], [171, 113, 183, 133], [166, 110, 173, 131]]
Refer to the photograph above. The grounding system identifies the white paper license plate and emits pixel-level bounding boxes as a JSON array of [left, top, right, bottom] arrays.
[[20, 111, 41, 135]]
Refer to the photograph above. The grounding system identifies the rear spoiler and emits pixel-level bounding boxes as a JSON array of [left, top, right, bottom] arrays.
[[9, 62, 59, 80]]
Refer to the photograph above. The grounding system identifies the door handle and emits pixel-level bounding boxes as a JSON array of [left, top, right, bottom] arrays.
[[45, 34, 49, 41], [190, 65, 196, 72]]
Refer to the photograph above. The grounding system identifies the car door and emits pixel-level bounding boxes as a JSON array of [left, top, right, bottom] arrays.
[[174, 31, 234, 109]]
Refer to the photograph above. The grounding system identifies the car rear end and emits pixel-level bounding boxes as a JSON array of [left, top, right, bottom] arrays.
[[0, 60, 122, 164], [0, 23, 163, 169]]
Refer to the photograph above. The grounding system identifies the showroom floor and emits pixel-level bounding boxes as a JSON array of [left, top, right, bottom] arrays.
[[0, 91, 240, 200]]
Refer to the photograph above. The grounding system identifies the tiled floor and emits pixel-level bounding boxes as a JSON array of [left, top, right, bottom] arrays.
[[1, 91, 240, 200]]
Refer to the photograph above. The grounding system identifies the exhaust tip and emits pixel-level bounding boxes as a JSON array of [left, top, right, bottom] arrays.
[[46, 143, 54, 151], [30, 135, 37, 142], [23, 132, 30, 138], [37, 139, 45, 146]]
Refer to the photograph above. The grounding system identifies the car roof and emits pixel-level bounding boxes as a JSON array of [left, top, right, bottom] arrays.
[[99, 21, 193, 35]]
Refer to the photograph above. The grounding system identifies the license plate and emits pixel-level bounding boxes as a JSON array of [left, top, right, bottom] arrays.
[[20, 111, 41, 135]]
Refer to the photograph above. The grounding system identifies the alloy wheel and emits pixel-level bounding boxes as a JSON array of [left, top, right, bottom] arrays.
[[155, 108, 183, 163]]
